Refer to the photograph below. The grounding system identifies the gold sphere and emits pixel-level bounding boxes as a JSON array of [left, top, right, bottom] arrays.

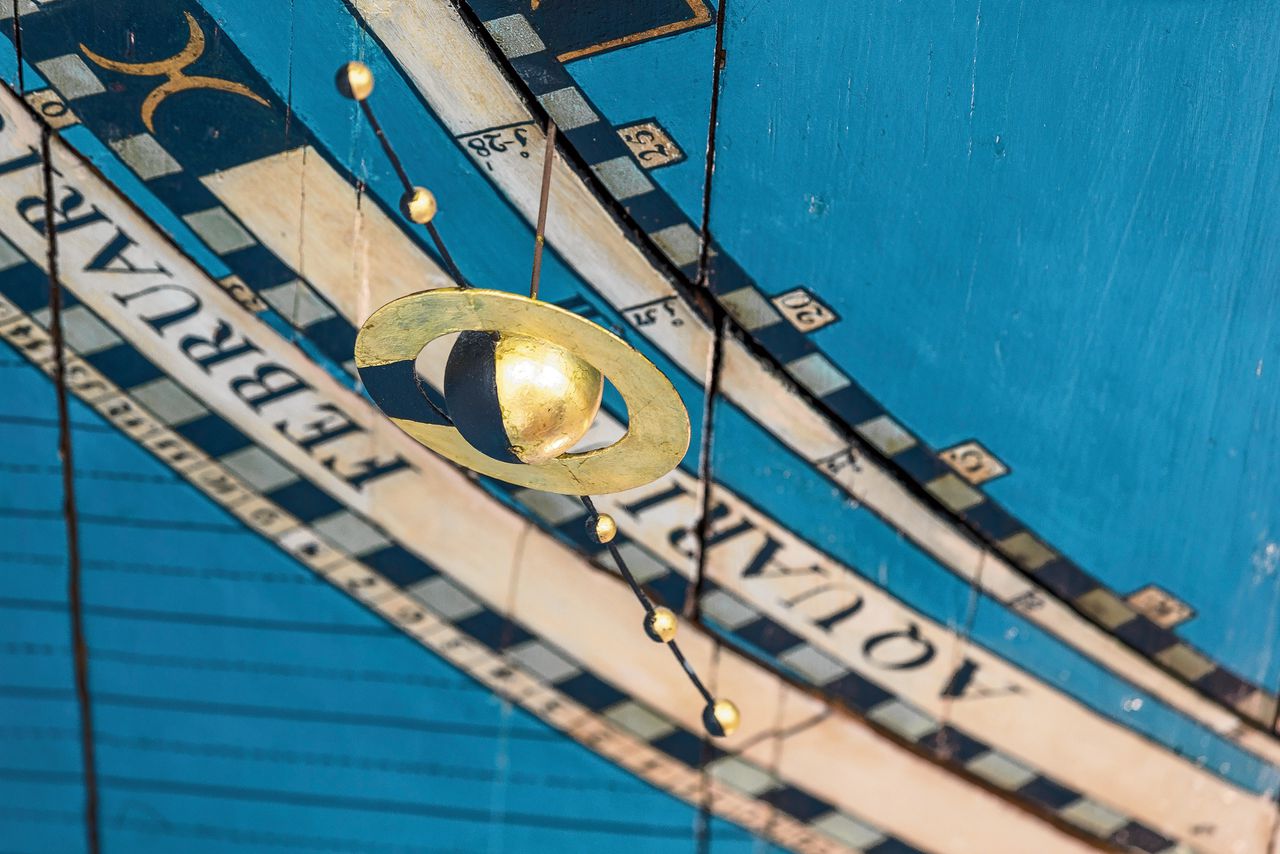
[[703, 698, 740, 738], [589, 512, 617, 544], [400, 187, 438, 224], [445, 332, 603, 466], [336, 61, 374, 101], [494, 334, 602, 464], [643, 606, 677, 643]]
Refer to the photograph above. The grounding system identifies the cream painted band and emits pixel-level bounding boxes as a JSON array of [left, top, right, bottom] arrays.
[[356, 288, 691, 494]]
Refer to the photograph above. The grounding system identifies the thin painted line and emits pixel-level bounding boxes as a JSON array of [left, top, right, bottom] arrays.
[[0, 727, 664, 796], [0, 686, 562, 741], [0, 596, 397, 636], [0, 461, 174, 482], [555, 0, 712, 63], [457, 119, 534, 136], [0, 767, 721, 838], [0, 412, 119, 433], [0, 507, 249, 534], [0, 552, 318, 584], [1, 644, 475, 689]]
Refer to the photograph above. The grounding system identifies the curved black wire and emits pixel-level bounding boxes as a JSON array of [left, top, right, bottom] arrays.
[[579, 496, 714, 708], [352, 86, 461, 425], [357, 98, 468, 288]]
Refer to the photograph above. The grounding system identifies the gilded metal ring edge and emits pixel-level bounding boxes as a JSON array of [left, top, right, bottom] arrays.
[[355, 288, 691, 495]]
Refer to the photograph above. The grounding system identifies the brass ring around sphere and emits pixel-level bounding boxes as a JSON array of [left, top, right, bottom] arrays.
[[355, 288, 691, 495]]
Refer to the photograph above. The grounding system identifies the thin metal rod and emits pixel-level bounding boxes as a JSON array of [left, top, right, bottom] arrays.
[[695, 12, 731, 840], [605, 538, 655, 616], [669, 636, 715, 706], [42, 127, 100, 854], [581, 496, 651, 612], [528, 122, 556, 300], [358, 98, 467, 287], [12, 0, 25, 94], [689, 311, 726, 621], [424, 222, 466, 288], [359, 99, 412, 192], [580, 496, 714, 707], [695, 0, 729, 288]]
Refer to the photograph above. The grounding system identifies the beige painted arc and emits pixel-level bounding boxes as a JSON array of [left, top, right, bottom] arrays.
[[0, 89, 1099, 854], [196, 144, 1274, 851], [341, 0, 1280, 769]]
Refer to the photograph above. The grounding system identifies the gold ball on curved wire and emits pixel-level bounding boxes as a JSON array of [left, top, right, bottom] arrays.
[[336, 61, 374, 101], [643, 606, 678, 643], [588, 512, 617, 544], [355, 288, 691, 495], [703, 699, 740, 738], [400, 187, 438, 224]]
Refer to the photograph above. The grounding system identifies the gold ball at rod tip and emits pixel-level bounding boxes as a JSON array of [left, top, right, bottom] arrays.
[[703, 698, 740, 738], [588, 513, 617, 544], [400, 187, 438, 224], [336, 61, 374, 101], [643, 606, 678, 643]]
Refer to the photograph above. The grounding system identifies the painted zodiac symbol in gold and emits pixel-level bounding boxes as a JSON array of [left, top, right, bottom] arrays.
[[80, 11, 269, 133]]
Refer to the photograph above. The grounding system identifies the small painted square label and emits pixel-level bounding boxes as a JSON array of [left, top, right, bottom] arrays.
[[619, 120, 684, 169], [940, 440, 1009, 485], [24, 89, 79, 129], [1127, 585, 1195, 628], [771, 287, 838, 333]]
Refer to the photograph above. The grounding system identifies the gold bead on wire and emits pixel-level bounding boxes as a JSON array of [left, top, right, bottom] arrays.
[[336, 61, 374, 101], [643, 606, 678, 643], [400, 187, 438, 224], [587, 512, 617, 544], [703, 698, 740, 738]]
